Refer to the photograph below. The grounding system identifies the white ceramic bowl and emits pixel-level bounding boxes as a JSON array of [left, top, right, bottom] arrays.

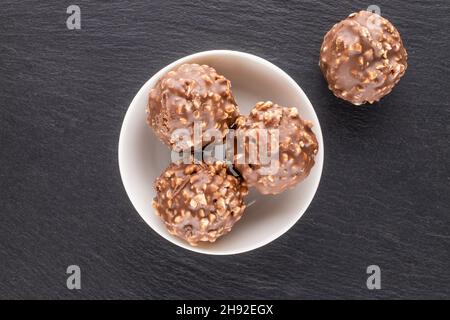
[[118, 50, 324, 255]]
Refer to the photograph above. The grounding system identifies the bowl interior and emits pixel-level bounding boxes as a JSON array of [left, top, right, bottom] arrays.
[[119, 50, 324, 255]]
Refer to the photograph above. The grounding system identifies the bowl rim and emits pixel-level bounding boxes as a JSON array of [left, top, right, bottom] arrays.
[[118, 50, 324, 255]]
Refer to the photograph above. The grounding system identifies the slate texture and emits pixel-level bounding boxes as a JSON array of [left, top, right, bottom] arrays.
[[0, 0, 449, 299]]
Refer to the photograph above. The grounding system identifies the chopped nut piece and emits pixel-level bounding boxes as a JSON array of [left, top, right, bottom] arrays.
[[189, 199, 198, 209], [193, 193, 207, 206]]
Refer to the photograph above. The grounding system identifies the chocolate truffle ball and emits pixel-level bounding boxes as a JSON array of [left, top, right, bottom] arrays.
[[235, 101, 318, 195], [147, 63, 239, 151], [152, 161, 248, 245], [320, 11, 407, 105]]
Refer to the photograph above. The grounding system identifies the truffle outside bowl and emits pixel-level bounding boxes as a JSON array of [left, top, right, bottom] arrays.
[[118, 50, 324, 255]]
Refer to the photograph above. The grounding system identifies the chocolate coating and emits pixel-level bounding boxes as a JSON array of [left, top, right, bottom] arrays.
[[320, 11, 407, 105], [153, 161, 248, 245], [147, 63, 239, 151], [235, 101, 318, 195]]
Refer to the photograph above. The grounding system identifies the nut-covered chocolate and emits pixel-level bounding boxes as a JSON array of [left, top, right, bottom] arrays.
[[235, 101, 318, 195], [153, 161, 248, 245], [147, 63, 239, 151], [320, 10, 407, 105]]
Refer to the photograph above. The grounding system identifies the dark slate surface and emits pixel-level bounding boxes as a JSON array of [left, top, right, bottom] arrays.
[[0, 0, 449, 299]]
